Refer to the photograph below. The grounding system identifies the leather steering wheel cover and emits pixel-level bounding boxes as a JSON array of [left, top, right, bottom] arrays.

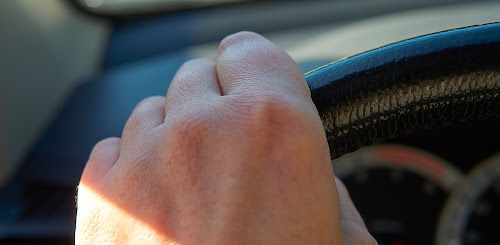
[[305, 22, 500, 158]]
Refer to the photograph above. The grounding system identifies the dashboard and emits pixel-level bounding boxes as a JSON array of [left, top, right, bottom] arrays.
[[334, 117, 500, 245]]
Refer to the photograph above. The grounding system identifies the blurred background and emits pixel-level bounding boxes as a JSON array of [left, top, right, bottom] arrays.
[[0, 0, 499, 244]]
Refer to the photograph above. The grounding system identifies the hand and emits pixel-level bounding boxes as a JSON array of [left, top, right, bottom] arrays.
[[75, 31, 377, 245]]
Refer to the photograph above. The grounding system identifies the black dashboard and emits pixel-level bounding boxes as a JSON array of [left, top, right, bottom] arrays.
[[336, 117, 500, 245]]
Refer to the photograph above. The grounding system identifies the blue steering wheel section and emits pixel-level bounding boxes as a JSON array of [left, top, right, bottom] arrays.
[[305, 22, 500, 90]]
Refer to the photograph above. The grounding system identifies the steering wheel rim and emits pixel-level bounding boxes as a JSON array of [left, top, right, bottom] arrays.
[[304, 22, 500, 159]]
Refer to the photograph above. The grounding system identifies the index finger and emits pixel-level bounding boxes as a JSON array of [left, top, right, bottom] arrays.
[[215, 31, 310, 97]]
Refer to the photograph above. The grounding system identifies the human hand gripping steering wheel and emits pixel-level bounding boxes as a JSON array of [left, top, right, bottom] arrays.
[[75, 32, 377, 244]]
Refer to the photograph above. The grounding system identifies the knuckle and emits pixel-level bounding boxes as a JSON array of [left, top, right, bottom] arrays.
[[92, 137, 120, 152], [170, 59, 213, 94], [83, 137, 120, 183], [218, 31, 261, 54], [135, 96, 163, 117], [139, 95, 164, 107], [234, 92, 304, 132], [125, 96, 163, 131], [175, 58, 213, 82], [88, 137, 120, 163], [225, 92, 313, 175], [218, 31, 294, 75]]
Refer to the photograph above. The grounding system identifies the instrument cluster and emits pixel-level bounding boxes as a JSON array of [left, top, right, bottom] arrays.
[[333, 118, 500, 245]]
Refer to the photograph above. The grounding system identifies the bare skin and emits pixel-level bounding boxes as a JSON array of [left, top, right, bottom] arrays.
[[75, 32, 377, 245]]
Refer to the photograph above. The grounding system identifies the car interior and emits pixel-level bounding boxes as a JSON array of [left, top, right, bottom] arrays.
[[1, 0, 499, 244]]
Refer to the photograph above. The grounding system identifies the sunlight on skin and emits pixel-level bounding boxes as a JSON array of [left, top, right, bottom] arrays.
[[76, 183, 176, 245]]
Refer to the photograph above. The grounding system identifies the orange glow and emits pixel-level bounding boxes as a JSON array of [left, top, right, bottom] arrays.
[[375, 147, 445, 180]]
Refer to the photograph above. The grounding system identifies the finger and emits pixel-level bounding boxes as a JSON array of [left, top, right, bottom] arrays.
[[215, 31, 309, 97], [165, 58, 221, 119], [81, 137, 121, 185], [335, 176, 367, 228], [335, 176, 378, 244], [121, 96, 165, 149]]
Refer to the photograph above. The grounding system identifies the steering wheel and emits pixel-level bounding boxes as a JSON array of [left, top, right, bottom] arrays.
[[303, 22, 500, 245], [305, 22, 500, 158]]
